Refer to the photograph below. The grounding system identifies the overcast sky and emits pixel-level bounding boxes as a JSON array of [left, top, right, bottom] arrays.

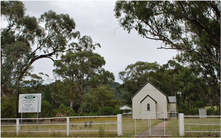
[[12, 1, 178, 83]]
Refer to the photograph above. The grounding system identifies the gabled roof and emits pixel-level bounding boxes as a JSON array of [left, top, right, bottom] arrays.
[[140, 95, 157, 103], [131, 80, 168, 101]]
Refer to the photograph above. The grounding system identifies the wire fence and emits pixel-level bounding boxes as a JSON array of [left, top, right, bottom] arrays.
[[1, 113, 220, 137], [184, 115, 221, 137], [122, 112, 179, 137]]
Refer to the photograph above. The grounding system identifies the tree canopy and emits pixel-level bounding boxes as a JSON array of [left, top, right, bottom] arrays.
[[119, 60, 218, 114], [114, 1, 220, 107], [53, 35, 115, 112], [1, 1, 118, 117], [1, 1, 80, 97], [1, 1, 220, 118]]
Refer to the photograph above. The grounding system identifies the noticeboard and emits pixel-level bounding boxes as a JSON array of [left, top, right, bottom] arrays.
[[19, 93, 42, 113]]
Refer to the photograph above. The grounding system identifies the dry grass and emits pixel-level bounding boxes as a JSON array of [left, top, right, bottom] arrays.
[[1, 117, 163, 137], [122, 116, 162, 137], [184, 118, 220, 137], [165, 117, 220, 137], [165, 119, 179, 136], [2, 117, 220, 137], [1, 117, 118, 137]]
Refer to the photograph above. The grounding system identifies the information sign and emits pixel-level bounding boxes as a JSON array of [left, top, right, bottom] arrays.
[[19, 93, 41, 113]]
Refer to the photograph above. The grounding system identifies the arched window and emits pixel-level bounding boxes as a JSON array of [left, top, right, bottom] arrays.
[[147, 103, 150, 111]]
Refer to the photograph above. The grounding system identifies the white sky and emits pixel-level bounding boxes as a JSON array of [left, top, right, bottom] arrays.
[[4, 1, 178, 83]]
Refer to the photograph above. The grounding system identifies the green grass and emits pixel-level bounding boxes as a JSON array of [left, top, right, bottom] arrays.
[[1, 117, 118, 137], [2, 117, 220, 137], [184, 118, 220, 137], [1, 117, 162, 137], [165, 119, 179, 136], [165, 118, 221, 137], [122, 117, 162, 137]]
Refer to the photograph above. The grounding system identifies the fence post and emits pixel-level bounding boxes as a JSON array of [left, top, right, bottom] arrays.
[[134, 118, 136, 136], [67, 117, 70, 136], [179, 113, 184, 136], [16, 118, 19, 135], [117, 114, 122, 136], [149, 113, 151, 136], [164, 112, 166, 136]]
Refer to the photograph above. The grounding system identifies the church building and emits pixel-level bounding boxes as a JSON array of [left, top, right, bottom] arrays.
[[132, 81, 176, 119]]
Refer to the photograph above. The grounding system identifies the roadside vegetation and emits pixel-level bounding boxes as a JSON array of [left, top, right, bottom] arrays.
[[1, 0, 219, 120]]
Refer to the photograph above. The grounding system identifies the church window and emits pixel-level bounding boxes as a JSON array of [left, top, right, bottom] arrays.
[[147, 103, 150, 111]]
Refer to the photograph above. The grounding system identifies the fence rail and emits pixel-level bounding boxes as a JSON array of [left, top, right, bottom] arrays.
[[179, 115, 221, 137], [2, 113, 220, 137], [1, 114, 122, 137]]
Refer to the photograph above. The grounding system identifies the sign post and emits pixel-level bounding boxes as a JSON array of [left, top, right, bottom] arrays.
[[19, 93, 42, 131]]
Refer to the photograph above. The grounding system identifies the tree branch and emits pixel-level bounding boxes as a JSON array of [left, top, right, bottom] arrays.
[[157, 46, 220, 65]]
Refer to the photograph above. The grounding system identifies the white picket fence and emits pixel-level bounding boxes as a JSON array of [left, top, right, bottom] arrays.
[[1, 114, 122, 136]]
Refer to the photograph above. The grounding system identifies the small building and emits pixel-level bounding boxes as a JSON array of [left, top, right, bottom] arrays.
[[132, 81, 176, 119], [120, 105, 132, 114]]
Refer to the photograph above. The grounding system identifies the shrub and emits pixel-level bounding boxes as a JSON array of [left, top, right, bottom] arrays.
[[207, 108, 217, 115], [78, 112, 85, 116], [102, 106, 113, 115], [194, 101, 205, 108], [178, 103, 188, 113], [98, 126, 105, 137], [55, 104, 74, 116], [189, 108, 198, 115], [113, 107, 122, 115], [1, 96, 17, 118], [41, 100, 54, 117]]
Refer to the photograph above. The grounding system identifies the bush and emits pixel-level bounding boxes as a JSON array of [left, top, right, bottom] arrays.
[[78, 112, 85, 116], [178, 103, 188, 113], [41, 100, 54, 117], [1, 96, 17, 118], [102, 106, 113, 115], [207, 108, 217, 115], [55, 104, 74, 116], [113, 107, 122, 115], [194, 101, 205, 108], [96, 110, 102, 115], [189, 107, 198, 115]]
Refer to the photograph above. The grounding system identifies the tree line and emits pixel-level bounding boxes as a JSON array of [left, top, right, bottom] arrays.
[[118, 60, 219, 115], [115, 1, 220, 114], [1, 1, 220, 117]]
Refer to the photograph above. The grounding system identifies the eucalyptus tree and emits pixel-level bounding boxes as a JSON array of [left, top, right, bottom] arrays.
[[119, 61, 160, 105], [53, 35, 114, 112], [159, 60, 209, 112], [1, 1, 80, 98], [90, 85, 115, 114], [119, 59, 210, 112], [114, 1, 220, 109]]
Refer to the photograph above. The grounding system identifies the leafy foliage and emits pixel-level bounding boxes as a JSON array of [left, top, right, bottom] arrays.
[[1, 1, 80, 97], [41, 100, 54, 117], [118, 59, 218, 114], [1, 95, 17, 118], [114, 1, 220, 112], [1, 1, 219, 118], [118, 61, 160, 105], [55, 104, 75, 116], [53, 35, 114, 112]]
